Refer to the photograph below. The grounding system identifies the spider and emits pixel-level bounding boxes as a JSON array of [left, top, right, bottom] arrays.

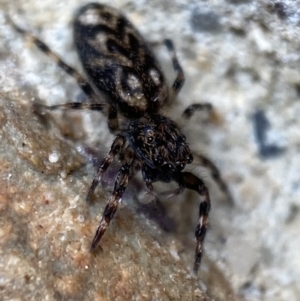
[[10, 2, 231, 274]]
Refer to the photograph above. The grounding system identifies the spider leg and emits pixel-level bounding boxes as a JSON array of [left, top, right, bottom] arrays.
[[181, 102, 231, 202], [8, 17, 97, 99], [175, 172, 211, 274], [182, 103, 213, 119], [193, 153, 233, 204], [10, 17, 119, 131], [164, 39, 185, 95], [90, 147, 134, 250], [135, 171, 155, 203], [34, 102, 119, 131], [86, 135, 126, 202]]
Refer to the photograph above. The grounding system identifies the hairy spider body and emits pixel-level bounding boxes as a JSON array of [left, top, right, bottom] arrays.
[[128, 114, 193, 173], [10, 2, 231, 274]]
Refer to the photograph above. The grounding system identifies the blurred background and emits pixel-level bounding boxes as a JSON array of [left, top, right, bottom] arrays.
[[0, 0, 299, 300]]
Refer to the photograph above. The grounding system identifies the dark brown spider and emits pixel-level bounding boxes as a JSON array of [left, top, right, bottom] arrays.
[[10, 3, 231, 274]]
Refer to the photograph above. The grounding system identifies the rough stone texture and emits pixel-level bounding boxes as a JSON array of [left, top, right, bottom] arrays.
[[0, 95, 234, 300], [1, 0, 300, 301]]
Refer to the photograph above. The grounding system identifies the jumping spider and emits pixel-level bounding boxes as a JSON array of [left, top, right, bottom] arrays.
[[10, 3, 231, 273]]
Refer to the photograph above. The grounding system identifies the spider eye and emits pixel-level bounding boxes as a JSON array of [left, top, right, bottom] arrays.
[[162, 162, 175, 171], [154, 157, 162, 165], [144, 127, 154, 144], [176, 162, 185, 170], [186, 154, 193, 163], [147, 136, 154, 143]]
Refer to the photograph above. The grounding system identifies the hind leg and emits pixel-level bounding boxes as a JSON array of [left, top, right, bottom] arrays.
[[9, 17, 120, 131], [8, 17, 97, 99]]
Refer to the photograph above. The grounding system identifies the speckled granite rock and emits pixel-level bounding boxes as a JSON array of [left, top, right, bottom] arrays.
[[1, 0, 300, 301]]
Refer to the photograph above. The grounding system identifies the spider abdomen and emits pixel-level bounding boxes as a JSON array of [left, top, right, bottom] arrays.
[[74, 3, 169, 118]]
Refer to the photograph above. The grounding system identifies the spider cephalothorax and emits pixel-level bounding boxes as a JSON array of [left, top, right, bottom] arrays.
[[128, 114, 193, 177], [11, 2, 231, 274]]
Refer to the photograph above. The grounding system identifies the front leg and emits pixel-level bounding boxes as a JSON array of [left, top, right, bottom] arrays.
[[90, 147, 134, 250], [86, 135, 126, 202], [193, 153, 232, 204], [139, 169, 157, 204], [175, 172, 211, 274]]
